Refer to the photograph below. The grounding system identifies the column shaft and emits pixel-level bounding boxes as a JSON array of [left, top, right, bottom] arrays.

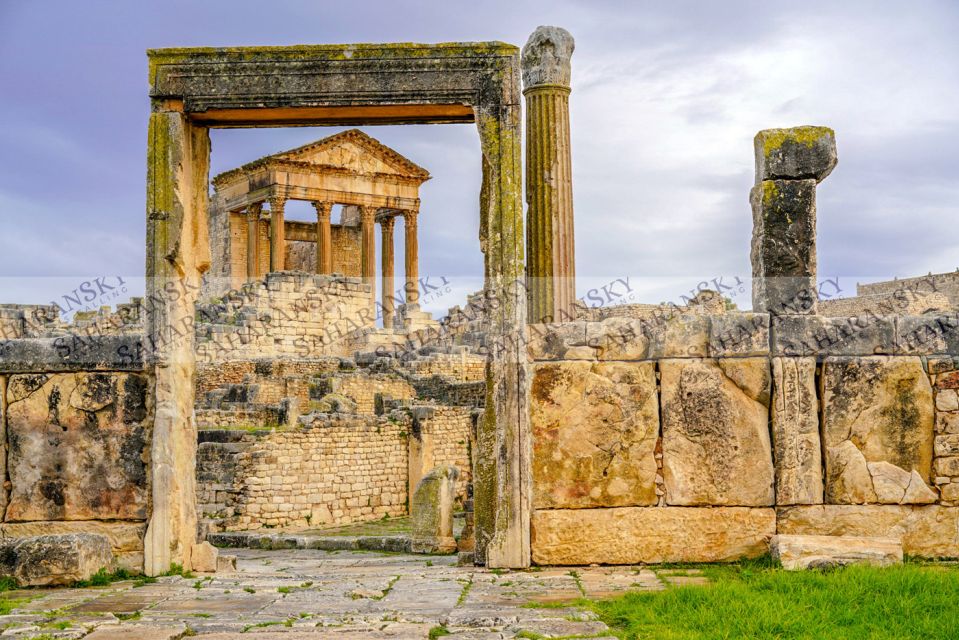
[[381, 217, 396, 329], [360, 206, 377, 303], [403, 210, 419, 307], [269, 196, 286, 272], [245, 203, 262, 279], [313, 201, 333, 274]]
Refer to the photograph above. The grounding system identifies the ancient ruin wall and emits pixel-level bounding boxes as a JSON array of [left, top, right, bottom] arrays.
[[0, 337, 151, 571], [528, 310, 959, 565]]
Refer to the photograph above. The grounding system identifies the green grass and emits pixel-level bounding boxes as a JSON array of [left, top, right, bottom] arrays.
[[592, 559, 959, 639]]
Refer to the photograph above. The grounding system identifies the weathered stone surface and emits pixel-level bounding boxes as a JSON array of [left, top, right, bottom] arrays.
[[777, 505, 959, 558], [411, 465, 459, 554], [0, 521, 145, 572], [0, 533, 113, 586], [591, 318, 650, 361], [531, 361, 658, 509], [750, 179, 818, 316], [771, 315, 897, 357], [937, 388, 959, 411], [821, 357, 935, 504], [708, 313, 770, 357], [0, 336, 145, 373], [771, 358, 823, 505], [660, 358, 773, 506], [527, 323, 589, 360], [216, 554, 237, 572], [0, 375, 7, 518], [191, 541, 219, 573], [770, 534, 902, 570], [521, 26, 574, 88], [84, 625, 186, 640], [5, 372, 150, 521], [897, 313, 959, 356], [649, 314, 709, 359], [531, 507, 776, 565], [754, 126, 837, 182]]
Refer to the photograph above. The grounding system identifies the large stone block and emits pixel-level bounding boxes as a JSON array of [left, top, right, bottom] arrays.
[[0, 533, 113, 586], [750, 179, 818, 315], [531, 361, 658, 509], [772, 315, 898, 358], [754, 126, 837, 182], [708, 313, 770, 357], [897, 313, 959, 356], [5, 372, 150, 521], [770, 534, 902, 570], [777, 505, 959, 558], [660, 358, 774, 506], [821, 357, 936, 504], [531, 507, 776, 565], [771, 358, 823, 505], [411, 465, 459, 554], [0, 521, 145, 572]]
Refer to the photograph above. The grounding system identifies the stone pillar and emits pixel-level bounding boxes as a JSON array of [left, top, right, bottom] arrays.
[[750, 126, 837, 315], [245, 203, 262, 279], [360, 206, 377, 303], [411, 465, 460, 554], [522, 26, 576, 324], [381, 216, 396, 329], [269, 195, 286, 272], [403, 209, 419, 307], [313, 201, 333, 274]]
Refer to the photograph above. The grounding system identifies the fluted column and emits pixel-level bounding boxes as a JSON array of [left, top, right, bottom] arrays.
[[522, 26, 576, 323], [245, 202, 262, 279], [403, 209, 419, 308], [313, 201, 333, 274], [269, 195, 286, 272], [381, 216, 396, 329], [360, 205, 377, 303]]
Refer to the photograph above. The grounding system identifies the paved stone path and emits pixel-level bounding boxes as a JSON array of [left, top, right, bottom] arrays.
[[0, 549, 671, 639]]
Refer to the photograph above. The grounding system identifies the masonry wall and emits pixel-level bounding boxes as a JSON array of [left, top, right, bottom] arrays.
[[0, 337, 151, 571], [528, 311, 959, 564]]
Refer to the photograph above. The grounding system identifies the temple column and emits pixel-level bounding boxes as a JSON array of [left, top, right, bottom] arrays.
[[521, 26, 576, 323], [269, 195, 286, 272], [245, 202, 262, 279], [381, 216, 396, 329], [360, 205, 377, 303], [313, 201, 333, 274], [403, 209, 419, 308]]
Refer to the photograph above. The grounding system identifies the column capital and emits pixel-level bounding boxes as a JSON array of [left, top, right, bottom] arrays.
[[380, 215, 396, 232], [268, 194, 287, 210], [402, 209, 418, 225], [521, 26, 574, 90], [360, 205, 378, 221], [245, 202, 263, 219], [312, 201, 334, 218]]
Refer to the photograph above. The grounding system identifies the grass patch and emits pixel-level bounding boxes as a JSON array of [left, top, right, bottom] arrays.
[[428, 625, 451, 639], [593, 559, 959, 639]]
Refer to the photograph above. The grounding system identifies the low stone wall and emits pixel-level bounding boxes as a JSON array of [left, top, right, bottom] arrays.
[[0, 336, 151, 571], [529, 312, 959, 564]]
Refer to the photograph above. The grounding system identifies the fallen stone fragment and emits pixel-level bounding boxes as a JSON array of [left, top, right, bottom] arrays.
[[770, 534, 902, 570], [0, 533, 113, 587]]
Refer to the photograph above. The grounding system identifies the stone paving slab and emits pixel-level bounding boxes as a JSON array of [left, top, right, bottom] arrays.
[[0, 549, 676, 638]]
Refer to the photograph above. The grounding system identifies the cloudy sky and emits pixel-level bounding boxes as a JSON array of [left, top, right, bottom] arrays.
[[1, 1, 957, 317]]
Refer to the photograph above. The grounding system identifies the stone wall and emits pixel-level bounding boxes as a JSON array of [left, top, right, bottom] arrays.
[[529, 311, 959, 564], [0, 337, 151, 571]]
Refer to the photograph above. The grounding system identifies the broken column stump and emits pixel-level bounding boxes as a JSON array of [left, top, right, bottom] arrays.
[[411, 465, 460, 554]]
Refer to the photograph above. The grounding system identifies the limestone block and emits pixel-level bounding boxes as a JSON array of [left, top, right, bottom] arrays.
[[777, 505, 959, 558], [531, 361, 658, 509], [0, 533, 113, 586], [754, 126, 838, 182], [771, 357, 823, 505], [591, 318, 651, 361], [0, 376, 7, 517], [821, 357, 935, 504], [750, 179, 818, 315], [660, 358, 774, 506], [897, 314, 959, 356], [647, 314, 709, 359], [770, 534, 902, 570], [771, 315, 897, 358], [521, 26, 574, 88], [0, 521, 145, 572], [411, 465, 459, 554], [708, 313, 770, 357], [5, 372, 150, 521], [531, 507, 776, 565], [527, 322, 590, 360], [191, 541, 219, 573], [217, 554, 237, 572], [936, 389, 959, 411]]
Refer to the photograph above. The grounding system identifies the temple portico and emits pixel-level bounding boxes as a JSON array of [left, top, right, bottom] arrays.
[[207, 129, 430, 326]]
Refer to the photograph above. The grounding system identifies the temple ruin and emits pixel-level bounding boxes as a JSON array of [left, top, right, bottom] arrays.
[[0, 26, 957, 587]]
